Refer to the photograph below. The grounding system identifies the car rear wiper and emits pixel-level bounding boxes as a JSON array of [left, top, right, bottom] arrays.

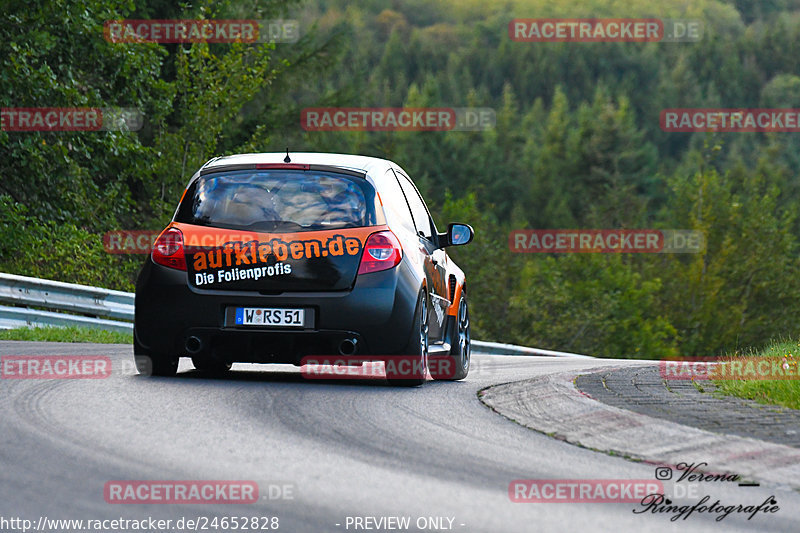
[[301, 222, 359, 230], [242, 220, 305, 232]]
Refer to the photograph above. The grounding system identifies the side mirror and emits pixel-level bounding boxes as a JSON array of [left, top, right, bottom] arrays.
[[444, 223, 474, 247]]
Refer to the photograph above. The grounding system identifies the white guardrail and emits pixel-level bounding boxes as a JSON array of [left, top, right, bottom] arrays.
[[470, 340, 592, 358], [0, 273, 134, 333], [0, 273, 592, 357]]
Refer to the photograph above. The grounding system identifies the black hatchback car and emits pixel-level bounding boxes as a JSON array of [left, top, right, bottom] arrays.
[[134, 152, 473, 386]]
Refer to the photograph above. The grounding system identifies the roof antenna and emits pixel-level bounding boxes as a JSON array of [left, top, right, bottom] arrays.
[[284, 148, 291, 163]]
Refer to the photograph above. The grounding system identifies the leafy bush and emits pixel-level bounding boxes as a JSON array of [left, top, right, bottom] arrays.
[[0, 195, 141, 291]]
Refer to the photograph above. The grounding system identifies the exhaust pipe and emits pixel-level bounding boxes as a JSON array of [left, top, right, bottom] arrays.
[[338, 338, 358, 356], [185, 336, 203, 354]]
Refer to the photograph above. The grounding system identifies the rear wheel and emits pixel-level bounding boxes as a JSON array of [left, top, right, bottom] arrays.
[[387, 290, 428, 387], [134, 354, 178, 377]]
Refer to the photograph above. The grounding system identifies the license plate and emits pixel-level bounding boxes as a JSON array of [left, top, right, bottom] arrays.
[[234, 307, 305, 327]]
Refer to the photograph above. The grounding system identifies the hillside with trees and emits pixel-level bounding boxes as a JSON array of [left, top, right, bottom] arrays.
[[4, 0, 800, 357]]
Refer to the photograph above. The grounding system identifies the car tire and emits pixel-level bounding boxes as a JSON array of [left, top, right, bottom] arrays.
[[191, 356, 233, 375], [432, 294, 470, 381], [387, 290, 429, 387], [134, 354, 179, 377]]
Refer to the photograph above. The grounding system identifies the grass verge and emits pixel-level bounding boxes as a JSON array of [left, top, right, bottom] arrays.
[[713, 340, 800, 410], [0, 326, 132, 344]]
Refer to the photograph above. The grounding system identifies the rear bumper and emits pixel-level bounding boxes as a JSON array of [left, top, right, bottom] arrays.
[[134, 258, 420, 364]]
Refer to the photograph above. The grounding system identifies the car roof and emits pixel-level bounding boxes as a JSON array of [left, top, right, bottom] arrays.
[[201, 152, 398, 178]]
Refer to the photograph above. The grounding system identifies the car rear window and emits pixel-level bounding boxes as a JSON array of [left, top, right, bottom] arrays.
[[175, 170, 377, 232]]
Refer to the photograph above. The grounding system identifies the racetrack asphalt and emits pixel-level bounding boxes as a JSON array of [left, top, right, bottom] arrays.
[[0, 341, 797, 532]]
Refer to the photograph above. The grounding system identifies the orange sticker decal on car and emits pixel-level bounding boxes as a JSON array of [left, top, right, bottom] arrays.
[[190, 234, 363, 272]]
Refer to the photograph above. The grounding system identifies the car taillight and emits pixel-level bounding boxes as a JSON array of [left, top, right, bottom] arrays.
[[151, 227, 186, 271], [358, 231, 403, 274]]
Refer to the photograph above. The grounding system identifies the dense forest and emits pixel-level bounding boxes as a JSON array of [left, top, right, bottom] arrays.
[[4, 0, 800, 358]]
